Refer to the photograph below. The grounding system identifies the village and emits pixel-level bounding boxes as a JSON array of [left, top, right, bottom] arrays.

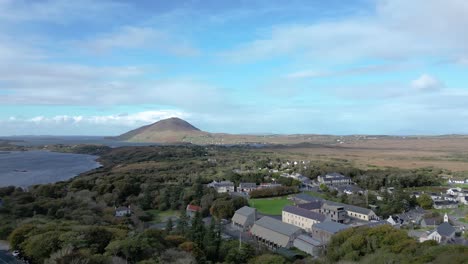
[[200, 167, 468, 258]]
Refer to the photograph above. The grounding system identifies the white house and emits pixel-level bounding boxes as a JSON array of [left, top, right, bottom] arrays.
[[238, 182, 257, 193], [115, 206, 132, 217], [208, 180, 235, 193], [448, 178, 468, 184], [426, 215, 456, 243], [447, 188, 461, 196]]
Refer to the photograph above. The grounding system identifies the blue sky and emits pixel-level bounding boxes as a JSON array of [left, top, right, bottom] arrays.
[[1, 0, 468, 136]]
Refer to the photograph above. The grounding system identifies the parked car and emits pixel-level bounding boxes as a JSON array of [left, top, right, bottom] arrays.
[[12, 250, 20, 257]]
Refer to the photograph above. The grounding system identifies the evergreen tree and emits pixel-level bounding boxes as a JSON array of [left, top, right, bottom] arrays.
[[165, 218, 173, 233], [189, 212, 205, 249], [176, 211, 188, 235]]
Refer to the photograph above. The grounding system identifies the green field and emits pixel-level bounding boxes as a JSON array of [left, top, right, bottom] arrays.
[[249, 196, 293, 215], [146, 209, 180, 223]]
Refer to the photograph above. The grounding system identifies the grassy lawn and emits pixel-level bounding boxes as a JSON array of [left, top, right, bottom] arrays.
[[249, 196, 293, 215], [146, 209, 180, 223]]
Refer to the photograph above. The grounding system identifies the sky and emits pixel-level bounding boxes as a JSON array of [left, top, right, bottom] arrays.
[[1, 0, 468, 136]]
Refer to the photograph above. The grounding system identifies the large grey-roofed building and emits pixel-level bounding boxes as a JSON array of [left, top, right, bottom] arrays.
[[294, 193, 324, 204], [284, 206, 327, 222], [324, 201, 379, 221], [232, 206, 257, 231], [283, 205, 327, 231], [293, 234, 323, 256], [250, 216, 302, 248], [311, 221, 350, 243], [297, 201, 323, 211]]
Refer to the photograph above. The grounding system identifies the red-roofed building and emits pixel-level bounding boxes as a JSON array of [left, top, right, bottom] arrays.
[[186, 204, 202, 218]]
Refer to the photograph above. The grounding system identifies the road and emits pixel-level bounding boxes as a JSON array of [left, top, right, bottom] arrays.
[[0, 251, 20, 264]]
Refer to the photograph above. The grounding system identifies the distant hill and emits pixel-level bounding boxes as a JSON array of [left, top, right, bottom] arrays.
[[116, 117, 207, 143], [118, 117, 468, 146], [116, 117, 340, 145]]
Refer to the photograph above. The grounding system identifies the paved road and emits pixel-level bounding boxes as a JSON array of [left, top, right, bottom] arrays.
[[0, 251, 20, 264]]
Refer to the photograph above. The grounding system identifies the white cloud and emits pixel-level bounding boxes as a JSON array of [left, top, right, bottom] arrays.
[[81, 26, 199, 56], [8, 110, 188, 127], [411, 74, 444, 92], [222, 0, 468, 63], [286, 70, 325, 79], [285, 63, 406, 79]]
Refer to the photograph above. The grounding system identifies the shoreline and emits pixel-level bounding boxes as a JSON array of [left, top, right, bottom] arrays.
[[0, 150, 102, 188]]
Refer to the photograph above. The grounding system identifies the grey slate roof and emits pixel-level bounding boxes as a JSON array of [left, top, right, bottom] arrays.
[[232, 206, 256, 226], [437, 222, 456, 237], [362, 221, 389, 228], [434, 200, 458, 206], [250, 216, 302, 247], [325, 201, 373, 215], [239, 182, 257, 188], [312, 221, 349, 234], [235, 206, 256, 217], [295, 193, 324, 202], [294, 234, 323, 247], [283, 206, 327, 222], [297, 201, 323, 210], [254, 216, 302, 236], [423, 218, 440, 226]]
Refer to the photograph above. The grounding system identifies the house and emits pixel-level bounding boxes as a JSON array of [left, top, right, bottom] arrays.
[[448, 178, 467, 184], [447, 188, 461, 196], [232, 206, 257, 231], [317, 173, 352, 186], [443, 194, 457, 202], [433, 200, 458, 209], [361, 220, 390, 228], [238, 182, 257, 193], [250, 216, 303, 249], [186, 204, 202, 218], [421, 217, 441, 228], [115, 206, 131, 217], [427, 222, 456, 243], [259, 183, 282, 189], [207, 180, 235, 193], [310, 221, 350, 243], [458, 196, 468, 205], [387, 216, 404, 226], [293, 234, 323, 256], [429, 192, 443, 201], [397, 207, 426, 225], [334, 185, 363, 195], [318, 203, 347, 223], [282, 206, 327, 232]]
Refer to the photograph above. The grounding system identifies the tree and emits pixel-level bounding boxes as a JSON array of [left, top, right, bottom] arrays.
[[319, 183, 329, 192], [176, 211, 189, 235], [417, 194, 433, 209], [165, 218, 173, 233], [210, 199, 234, 219], [225, 244, 255, 264], [189, 212, 205, 249]]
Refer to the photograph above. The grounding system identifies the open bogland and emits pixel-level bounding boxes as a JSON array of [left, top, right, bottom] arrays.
[[0, 144, 467, 263], [271, 136, 468, 173]]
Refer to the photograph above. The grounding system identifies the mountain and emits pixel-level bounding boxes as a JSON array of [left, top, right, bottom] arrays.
[[116, 117, 207, 143]]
